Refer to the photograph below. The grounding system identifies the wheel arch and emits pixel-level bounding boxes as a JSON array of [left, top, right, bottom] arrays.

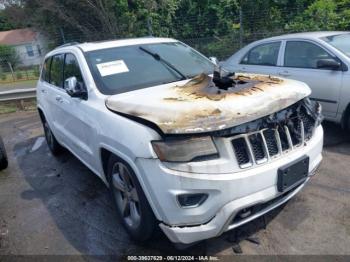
[[99, 146, 162, 220], [37, 107, 45, 123]]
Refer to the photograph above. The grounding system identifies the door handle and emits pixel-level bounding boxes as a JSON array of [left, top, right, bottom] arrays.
[[240, 67, 247, 72], [278, 71, 291, 77], [55, 96, 63, 103], [40, 89, 47, 94]]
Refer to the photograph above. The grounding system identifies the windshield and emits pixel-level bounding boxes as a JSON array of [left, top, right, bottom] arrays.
[[85, 42, 214, 95], [321, 33, 350, 58]]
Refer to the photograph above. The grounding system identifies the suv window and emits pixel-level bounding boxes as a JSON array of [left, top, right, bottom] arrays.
[[284, 41, 334, 69], [50, 54, 64, 88], [41, 57, 51, 82], [241, 42, 281, 66], [64, 54, 85, 90]]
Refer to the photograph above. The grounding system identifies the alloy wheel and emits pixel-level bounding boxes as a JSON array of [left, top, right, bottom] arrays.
[[112, 162, 141, 229]]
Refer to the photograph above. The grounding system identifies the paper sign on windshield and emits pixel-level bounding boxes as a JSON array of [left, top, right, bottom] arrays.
[[97, 60, 129, 77]]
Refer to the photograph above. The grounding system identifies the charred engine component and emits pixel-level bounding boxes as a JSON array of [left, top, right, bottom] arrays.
[[212, 98, 323, 138], [212, 70, 235, 90]]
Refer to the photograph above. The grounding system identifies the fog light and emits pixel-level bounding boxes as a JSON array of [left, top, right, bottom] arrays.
[[177, 193, 208, 208]]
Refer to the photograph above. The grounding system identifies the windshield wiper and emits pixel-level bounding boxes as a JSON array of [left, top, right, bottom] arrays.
[[139, 46, 187, 80]]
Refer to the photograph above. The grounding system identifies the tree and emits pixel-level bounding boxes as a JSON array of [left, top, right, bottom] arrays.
[[288, 0, 340, 31], [0, 44, 20, 70]]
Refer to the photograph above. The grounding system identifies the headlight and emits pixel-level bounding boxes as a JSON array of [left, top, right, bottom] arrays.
[[151, 136, 218, 162]]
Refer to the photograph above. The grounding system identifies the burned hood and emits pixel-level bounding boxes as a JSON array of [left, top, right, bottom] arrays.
[[105, 73, 311, 135]]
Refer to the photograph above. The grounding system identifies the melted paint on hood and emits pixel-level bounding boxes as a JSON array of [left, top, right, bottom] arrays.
[[106, 73, 311, 134]]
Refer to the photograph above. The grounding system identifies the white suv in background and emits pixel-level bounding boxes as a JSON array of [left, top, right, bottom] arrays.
[[36, 38, 324, 245], [223, 31, 350, 130]]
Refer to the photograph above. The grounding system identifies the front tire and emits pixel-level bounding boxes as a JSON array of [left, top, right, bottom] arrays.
[[0, 136, 8, 170], [42, 119, 63, 156], [107, 155, 156, 242]]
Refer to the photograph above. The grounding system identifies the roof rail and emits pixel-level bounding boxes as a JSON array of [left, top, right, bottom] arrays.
[[55, 42, 79, 49]]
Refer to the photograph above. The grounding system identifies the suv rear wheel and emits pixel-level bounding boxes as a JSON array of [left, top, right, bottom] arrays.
[[107, 155, 156, 241], [0, 136, 8, 170], [346, 114, 350, 131], [42, 119, 63, 156]]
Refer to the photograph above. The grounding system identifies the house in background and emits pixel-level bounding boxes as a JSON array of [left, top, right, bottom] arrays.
[[0, 28, 48, 67]]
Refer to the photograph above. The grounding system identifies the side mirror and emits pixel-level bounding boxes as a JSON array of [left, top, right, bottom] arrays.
[[64, 76, 87, 99], [317, 59, 341, 70], [209, 57, 219, 66]]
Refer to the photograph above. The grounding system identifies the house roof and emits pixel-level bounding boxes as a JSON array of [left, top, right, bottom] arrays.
[[0, 28, 38, 46]]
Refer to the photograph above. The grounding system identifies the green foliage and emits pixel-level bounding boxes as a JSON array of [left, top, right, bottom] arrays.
[[0, 11, 15, 31], [15, 71, 23, 80], [0, 67, 6, 80], [288, 0, 339, 31], [33, 66, 40, 78], [0, 45, 20, 69]]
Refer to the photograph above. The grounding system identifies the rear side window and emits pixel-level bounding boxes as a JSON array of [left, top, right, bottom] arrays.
[[63, 54, 84, 89], [284, 41, 334, 69], [49, 54, 64, 88], [41, 57, 51, 82], [241, 42, 281, 66]]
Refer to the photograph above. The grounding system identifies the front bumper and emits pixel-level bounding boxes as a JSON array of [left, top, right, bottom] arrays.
[[135, 126, 323, 244], [160, 175, 313, 244]]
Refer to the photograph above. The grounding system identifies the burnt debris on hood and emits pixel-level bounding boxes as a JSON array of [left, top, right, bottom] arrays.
[[176, 72, 283, 101], [105, 72, 312, 136]]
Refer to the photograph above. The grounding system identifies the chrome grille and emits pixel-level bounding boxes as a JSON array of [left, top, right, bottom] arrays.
[[231, 118, 315, 168]]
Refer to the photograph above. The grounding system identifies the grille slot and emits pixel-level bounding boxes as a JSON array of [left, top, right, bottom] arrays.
[[289, 118, 303, 146], [232, 138, 251, 167], [299, 109, 315, 140], [248, 133, 266, 163], [263, 129, 279, 157], [278, 127, 290, 151]]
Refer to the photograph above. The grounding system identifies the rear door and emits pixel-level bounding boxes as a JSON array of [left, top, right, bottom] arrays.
[[46, 54, 65, 137], [37, 57, 52, 121], [279, 40, 343, 118], [236, 41, 282, 75]]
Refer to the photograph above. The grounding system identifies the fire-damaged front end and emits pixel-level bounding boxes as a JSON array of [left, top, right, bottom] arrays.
[[106, 73, 324, 244]]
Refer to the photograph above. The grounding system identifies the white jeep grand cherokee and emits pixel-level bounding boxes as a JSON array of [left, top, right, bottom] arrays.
[[36, 37, 323, 245]]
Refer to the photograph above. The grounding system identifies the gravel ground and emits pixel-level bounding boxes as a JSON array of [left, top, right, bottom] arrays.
[[0, 111, 349, 259]]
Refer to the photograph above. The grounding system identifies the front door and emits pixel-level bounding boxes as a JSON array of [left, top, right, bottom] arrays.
[[279, 40, 343, 118], [55, 53, 96, 167]]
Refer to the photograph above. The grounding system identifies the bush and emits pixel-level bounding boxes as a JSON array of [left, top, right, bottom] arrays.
[[0, 73, 6, 81], [16, 71, 23, 80], [33, 66, 40, 78]]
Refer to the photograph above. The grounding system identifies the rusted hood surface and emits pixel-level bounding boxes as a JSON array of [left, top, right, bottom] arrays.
[[106, 74, 311, 134]]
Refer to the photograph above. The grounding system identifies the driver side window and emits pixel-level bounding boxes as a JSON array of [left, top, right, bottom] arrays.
[[63, 53, 85, 90]]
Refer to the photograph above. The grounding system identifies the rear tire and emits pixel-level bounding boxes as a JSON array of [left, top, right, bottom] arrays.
[[107, 155, 156, 242], [0, 136, 8, 170], [346, 115, 350, 131], [42, 119, 63, 156]]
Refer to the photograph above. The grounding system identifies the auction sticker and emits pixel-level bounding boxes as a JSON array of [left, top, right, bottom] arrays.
[[97, 60, 129, 77]]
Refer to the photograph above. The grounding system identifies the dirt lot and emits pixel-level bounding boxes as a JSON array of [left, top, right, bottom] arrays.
[[0, 111, 349, 258]]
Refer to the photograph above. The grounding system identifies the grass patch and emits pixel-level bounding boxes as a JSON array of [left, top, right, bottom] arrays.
[[0, 98, 36, 115], [0, 69, 39, 83], [0, 79, 37, 91]]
